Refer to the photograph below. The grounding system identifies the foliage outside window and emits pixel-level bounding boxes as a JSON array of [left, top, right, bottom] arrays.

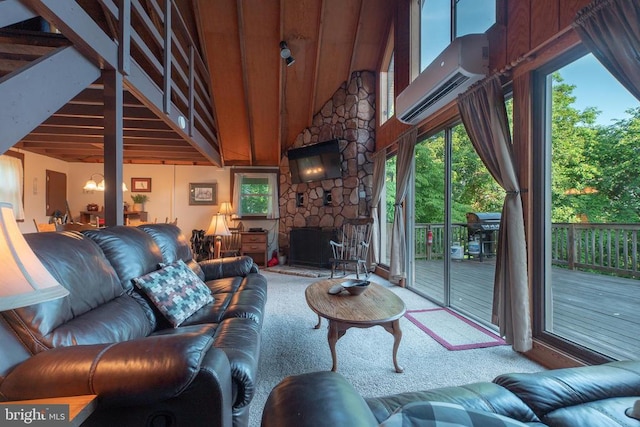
[[419, 0, 496, 71], [233, 172, 278, 218], [534, 50, 639, 362]]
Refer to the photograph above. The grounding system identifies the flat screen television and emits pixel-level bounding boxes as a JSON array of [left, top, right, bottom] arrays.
[[288, 139, 342, 184]]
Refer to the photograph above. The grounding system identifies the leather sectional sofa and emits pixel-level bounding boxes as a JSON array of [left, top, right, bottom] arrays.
[[261, 360, 640, 427], [0, 224, 267, 427]]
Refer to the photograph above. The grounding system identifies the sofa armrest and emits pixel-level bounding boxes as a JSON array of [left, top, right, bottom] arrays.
[[261, 371, 378, 427], [0, 327, 232, 408], [199, 256, 257, 280]]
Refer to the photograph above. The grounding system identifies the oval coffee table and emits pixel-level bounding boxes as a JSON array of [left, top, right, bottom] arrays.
[[305, 278, 406, 373]]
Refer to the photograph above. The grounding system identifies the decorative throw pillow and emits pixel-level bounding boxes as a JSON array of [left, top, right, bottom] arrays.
[[379, 401, 528, 427], [133, 259, 213, 327]]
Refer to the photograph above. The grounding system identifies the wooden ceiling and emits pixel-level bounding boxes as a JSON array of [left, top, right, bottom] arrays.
[[196, 0, 393, 166], [4, 1, 393, 167]]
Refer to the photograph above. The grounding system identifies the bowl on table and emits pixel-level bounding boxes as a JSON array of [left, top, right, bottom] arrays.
[[342, 279, 370, 296]]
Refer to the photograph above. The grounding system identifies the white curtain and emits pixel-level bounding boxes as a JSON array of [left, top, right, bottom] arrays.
[[389, 128, 418, 284], [0, 155, 25, 220], [368, 148, 387, 267], [267, 173, 279, 219], [232, 173, 243, 217]]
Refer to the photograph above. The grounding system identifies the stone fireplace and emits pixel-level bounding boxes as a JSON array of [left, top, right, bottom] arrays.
[[278, 70, 375, 256]]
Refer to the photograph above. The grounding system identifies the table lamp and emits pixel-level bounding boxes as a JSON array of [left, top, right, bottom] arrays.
[[218, 202, 233, 226], [205, 213, 231, 259], [0, 202, 69, 311]]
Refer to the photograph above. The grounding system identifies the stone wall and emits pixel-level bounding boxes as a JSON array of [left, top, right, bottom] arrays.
[[278, 70, 375, 251]]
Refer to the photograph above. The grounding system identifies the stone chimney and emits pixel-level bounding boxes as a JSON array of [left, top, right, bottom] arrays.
[[278, 70, 375, 252]]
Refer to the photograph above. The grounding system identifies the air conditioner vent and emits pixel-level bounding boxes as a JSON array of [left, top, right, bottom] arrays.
[[396, 34, 489, 124], [400, 72, 469, 123]]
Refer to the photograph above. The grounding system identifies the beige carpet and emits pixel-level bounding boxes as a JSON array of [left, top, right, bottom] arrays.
[[248, 271, 545, 427]]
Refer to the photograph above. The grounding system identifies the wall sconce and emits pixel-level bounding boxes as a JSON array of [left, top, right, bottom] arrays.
[[83, 173, 128, 192], [280, 41, 295, 67]]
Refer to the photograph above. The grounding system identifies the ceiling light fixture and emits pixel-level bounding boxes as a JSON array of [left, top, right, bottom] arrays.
[[83, 173, 128, 192], [280, 41, 295, 67]]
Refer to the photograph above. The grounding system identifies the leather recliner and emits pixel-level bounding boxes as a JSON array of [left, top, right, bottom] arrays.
[[261, 360, 640, 427], [0, 224, 267, 427]]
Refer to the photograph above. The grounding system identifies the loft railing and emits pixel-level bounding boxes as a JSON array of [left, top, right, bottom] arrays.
[[409, 222, 640, 279], [92, 0, 217, 146]]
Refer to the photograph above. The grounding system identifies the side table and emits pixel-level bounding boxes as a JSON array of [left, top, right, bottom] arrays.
[[241, 231, 268, 267]]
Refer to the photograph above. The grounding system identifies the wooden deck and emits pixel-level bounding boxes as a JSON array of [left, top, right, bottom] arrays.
[[412, 259, 639, 360]]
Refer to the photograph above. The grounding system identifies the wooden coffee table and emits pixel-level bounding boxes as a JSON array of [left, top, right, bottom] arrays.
[[305, 278, 406, 373]]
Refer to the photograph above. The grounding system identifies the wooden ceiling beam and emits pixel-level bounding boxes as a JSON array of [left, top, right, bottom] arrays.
[[308, 0, 325, 126], [236, 0, 254, 165], [54, 104, 161, 120], [44, 115, 168, 130]]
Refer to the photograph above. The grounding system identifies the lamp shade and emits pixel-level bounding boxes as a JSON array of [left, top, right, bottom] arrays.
[[0, 202, 69, 311], [205, 213, 231, 237], [218, 202, 233, 216]]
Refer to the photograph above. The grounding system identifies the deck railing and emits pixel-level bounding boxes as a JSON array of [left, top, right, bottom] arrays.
[[409, 222, 640, 279], [551, 223, 640, 278]]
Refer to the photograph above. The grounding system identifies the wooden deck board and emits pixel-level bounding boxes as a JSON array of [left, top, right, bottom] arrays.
[[412, 259, 639, 360]]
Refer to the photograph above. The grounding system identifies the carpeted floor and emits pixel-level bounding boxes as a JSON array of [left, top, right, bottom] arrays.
[[247, 271, 545, 427]]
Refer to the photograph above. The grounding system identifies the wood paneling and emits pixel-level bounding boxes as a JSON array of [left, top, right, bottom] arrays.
[[559, 0, 591, 29], [506, 0, 531, 61], [530, 1, 559, 49], [198, 0, 250, 165], [394, 0, 411, 95]]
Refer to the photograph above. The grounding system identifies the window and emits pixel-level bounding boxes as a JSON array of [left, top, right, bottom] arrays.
[[0, 152, 25, 220], [379, 29, 395, 124], [419, 0, 496, 71], [380, 53, 395, 123], [533, 48, 640, 362], [232, 172, 278, 218]]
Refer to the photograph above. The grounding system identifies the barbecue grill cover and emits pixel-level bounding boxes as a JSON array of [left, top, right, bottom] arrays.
[[466, 212, 501, 223]]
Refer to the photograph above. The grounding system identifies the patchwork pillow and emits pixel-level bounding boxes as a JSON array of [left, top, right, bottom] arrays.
[[133, 259, 213, 327], [379, 401, 528, 427]]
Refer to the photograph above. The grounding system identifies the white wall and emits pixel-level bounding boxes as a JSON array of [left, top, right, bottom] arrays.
[[16, 152, 280, 258], [17, 150, 70, 233]]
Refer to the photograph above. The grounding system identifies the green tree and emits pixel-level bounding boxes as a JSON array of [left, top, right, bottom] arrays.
[[587, 107, 640, 222], [549, 72, 601, 223]]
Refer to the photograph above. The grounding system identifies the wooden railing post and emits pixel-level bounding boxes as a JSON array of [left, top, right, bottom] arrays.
[[567, 224, 576, 270]]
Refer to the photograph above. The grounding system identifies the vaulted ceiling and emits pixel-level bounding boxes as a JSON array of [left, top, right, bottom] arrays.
[[3, 0, 393, 167], [196, 0, 393, 166]]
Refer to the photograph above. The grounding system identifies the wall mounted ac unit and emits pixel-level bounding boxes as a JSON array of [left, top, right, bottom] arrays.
[[396, 34, 489, 125]]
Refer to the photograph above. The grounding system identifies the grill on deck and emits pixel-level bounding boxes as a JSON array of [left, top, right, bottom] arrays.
[[466, 212, 501, 261]]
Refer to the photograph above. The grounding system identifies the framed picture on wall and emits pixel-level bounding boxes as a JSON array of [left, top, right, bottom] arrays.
[[189, 183, 217, 205], [131, 177, 152, 192]]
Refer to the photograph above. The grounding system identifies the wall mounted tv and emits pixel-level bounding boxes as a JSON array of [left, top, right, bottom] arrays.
[[288, 139, 342, 184]]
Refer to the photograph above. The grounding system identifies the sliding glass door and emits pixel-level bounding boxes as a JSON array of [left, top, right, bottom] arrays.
[[409, 124, 501, 326]]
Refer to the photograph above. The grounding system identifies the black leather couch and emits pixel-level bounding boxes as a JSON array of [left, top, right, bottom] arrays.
[[0, 224, 267, 427], [261, 361, 640, 427]]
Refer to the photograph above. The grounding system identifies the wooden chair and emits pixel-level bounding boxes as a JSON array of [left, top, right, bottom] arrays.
[[33, 220, 57, 232], [329, 218, 373, 279], [220, 227, 242, 257]]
